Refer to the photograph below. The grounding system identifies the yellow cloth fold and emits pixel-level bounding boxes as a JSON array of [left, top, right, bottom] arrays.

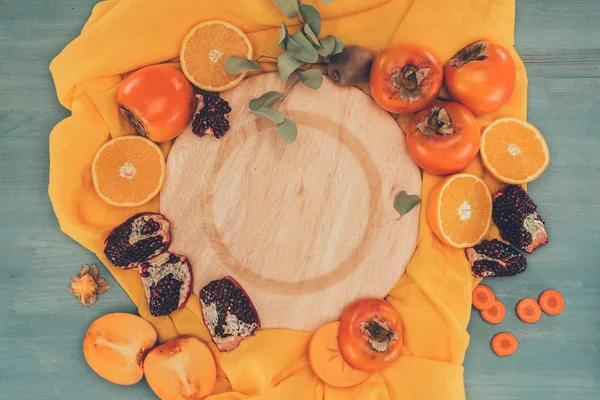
[[49, 0, 527, 398]]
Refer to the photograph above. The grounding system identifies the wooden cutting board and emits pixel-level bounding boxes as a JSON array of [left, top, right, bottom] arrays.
[[160, 73, 421, 332]]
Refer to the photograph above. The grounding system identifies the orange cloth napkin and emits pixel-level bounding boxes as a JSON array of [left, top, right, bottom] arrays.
[[49, 0, 527, 398]]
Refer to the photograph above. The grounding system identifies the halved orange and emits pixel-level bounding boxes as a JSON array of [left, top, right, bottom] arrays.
[[481, 118, 550, 184], [180, 20, 253, 92], [427, 173, 492, 248], [92, 136, 165, 207]]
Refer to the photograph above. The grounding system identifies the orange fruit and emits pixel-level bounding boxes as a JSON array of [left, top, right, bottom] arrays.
[[427, 173, 492, 248], [180, 20, 253, 92], [481, 118, 550, 184], [92, 136, 165, 207]]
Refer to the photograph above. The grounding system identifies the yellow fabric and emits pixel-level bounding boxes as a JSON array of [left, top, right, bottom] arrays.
[[49, 0, 527, 398]]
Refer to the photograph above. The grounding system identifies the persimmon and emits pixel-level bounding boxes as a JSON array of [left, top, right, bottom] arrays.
[[117, 64, 196, 143], [370, 45, 443, 114], [406, 101, 480, 175], [338, 298, 403, 373], [144, 336, 216, 399], [444, 41, 516, 115], [308, 322, 371, 388], [83, 313, 157, 385]]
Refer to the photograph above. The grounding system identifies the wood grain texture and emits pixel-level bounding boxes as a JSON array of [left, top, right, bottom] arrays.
[[0, 0, 599, 399], [161, 73, 421, 331]]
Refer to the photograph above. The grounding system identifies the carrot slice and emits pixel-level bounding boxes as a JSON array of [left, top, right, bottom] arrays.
[[539, 289, 565, 316], [480, 300, 506, 324], [516, 297, 542, 323], [472, 285, 496, 311], [308, 322, 371, 388], [491, 332, 518, 357]]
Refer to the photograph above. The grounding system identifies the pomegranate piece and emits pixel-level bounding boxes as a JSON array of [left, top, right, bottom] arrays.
[[492, 185, 548, 253], [465, 239, 527, 278], [199, 276, 260, 352], [134, 252, 193, 317], [104, 213, 171, 268], [191, 94, 232, 139]]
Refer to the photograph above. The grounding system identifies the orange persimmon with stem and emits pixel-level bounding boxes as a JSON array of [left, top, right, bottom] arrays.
[[117, 64, 196, 143], [444, 41, 516, 115], [406, 101, 481, 175], [338, 298, 403, 373], [370, 45, 443, 114]]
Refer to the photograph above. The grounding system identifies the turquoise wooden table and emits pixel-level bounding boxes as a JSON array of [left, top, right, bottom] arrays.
[[1, 1, 599, 399]]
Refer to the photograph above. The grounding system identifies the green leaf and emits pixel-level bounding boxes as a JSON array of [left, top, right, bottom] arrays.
[[302, 25, 320, 48], [394, 191, 421, 218], [286, 32, 319, 63], [249, 91, 283, 111], [250, 107, 285, 124], [299, 4, 321, 36], [278, 22, 289, 51], [297, 69, 323, 89], [273, 0, 299, 18], [321, 0, 333, 3], [277, 119, 298, 143], [331, 36, 345, 56], [317, 35, 336, 57], [277, 53, 304, 81], [224, 56, 259, 74]]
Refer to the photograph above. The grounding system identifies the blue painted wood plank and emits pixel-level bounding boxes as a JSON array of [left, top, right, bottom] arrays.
[[0, 0, 598, 399]]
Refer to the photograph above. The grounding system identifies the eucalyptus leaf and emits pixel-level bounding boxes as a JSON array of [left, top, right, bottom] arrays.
[[250, 107, 285, 124], [394, 191, 421, 218], [299, 4, 321, 36], [277, 119, 298, 143], [278, 22, 289, 51], [249, 91, 283, 111], [302, 25, 320, 48], [277, 52, 304, 81], [331, 36, 345, 56], [286, 32, 319, 63], [317, 35, 336, 57], [224, 56, 259, 74], [297, 69, 323, 89], [273, 0, 299, 18]]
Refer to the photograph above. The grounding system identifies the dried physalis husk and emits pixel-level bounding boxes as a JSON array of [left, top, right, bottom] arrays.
[[67, 264, 111, 307]]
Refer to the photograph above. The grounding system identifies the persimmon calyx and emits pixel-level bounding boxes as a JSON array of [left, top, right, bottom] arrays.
[[359, 317, 399, 353], [391, 65, 431, 104], [449, 41, 489, 67], [119, 107, 149, 138], [416, 106, 453, 136]]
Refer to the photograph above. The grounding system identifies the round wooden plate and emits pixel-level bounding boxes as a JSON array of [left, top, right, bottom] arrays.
[[160, 73, 421, 331]]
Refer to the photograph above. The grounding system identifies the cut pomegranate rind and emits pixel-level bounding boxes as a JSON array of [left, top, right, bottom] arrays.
[[104, 213, 171, 268], [134, 252, 193, 317], [199, 276, 260, 352], [492, 185, 548, 254], [465, 239, 527, 278]]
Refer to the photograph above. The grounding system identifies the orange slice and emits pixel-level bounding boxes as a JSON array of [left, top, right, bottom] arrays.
[[180, 20, 253, 92], [481, 118, 550, 184], [92, 136, 165, 207], [427, 173, 492, 248], [308, 322, 371, 388]]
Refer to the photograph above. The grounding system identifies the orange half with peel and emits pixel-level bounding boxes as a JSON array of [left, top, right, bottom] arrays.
[[481, 117, 550, 184], [92, 136, 166, 207], [427, 173, 492, 248], [180, 20, 253, 92]]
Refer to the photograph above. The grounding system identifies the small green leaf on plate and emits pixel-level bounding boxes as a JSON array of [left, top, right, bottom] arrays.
[[278, 22, 289, 51], [277, 52, 304, 81], [394, 191, 421, 218], [286, 32, 319, 63], [249, 91, 283, 111], [302, 25, 320, 48], [299, 4, 321, 36], [224, 56, 259, 74], [273, 0, 299, 18], [277, 118, 298, 143], [250, 107, 286, 124], [297, 69, 323, 89], [318, 35, 336, 58]]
